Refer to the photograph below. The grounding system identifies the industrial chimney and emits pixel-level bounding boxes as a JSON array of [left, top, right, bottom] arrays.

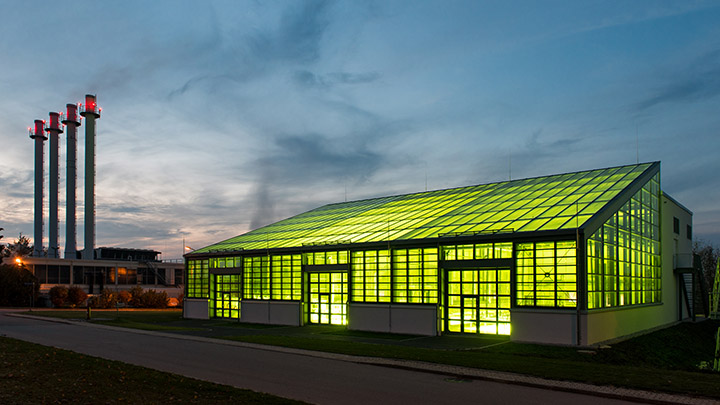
[[29, 119, 47, 257], [46, 112, 63, 258], [62, 104, 81, 258], [80, 94, 100, 260]]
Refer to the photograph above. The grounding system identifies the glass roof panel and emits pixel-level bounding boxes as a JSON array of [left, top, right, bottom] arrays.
[[194, 163, 656, 253]]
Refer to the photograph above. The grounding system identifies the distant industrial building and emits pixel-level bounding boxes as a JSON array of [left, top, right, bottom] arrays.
[[184, 161, 695, 345], [7, 94, 183, 301]]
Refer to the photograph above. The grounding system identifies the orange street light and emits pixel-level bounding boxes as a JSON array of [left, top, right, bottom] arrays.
[[14, 257, 22, 265]]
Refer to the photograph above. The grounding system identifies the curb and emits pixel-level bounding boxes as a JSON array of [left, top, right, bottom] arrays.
[[7, 313, 717, 405]]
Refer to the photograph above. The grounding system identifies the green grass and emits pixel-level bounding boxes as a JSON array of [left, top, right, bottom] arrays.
[[26, 309, 200, 331], [0, 336, 304, 405]]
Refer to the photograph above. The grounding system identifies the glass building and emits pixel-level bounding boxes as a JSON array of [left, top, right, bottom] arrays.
[[184, 162, 694, 345]]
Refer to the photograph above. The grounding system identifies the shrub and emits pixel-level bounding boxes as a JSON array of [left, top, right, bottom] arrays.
[[48, 286, 69, 308], [89, 289, 117, 309], [128, 286, 144, 307], [177, 292, 184, 308], [117, 290, 131, 304], [137, 289, 169, 308], [66, 286, 88, 308]]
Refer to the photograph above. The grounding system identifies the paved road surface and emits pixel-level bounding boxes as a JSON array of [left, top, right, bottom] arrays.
[[0, 310, 640, 404]]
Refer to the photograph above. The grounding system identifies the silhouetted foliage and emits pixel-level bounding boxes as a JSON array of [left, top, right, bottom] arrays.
[[0, 263, 39, 306], [67, 286, 88, 308], [128, 285, 144, 307], [2, 234, 34, 258], [49, 286, 69, 307], [116, 290, 131, 304], [89, 289, 117, 309], [0, 227, 5, 257]]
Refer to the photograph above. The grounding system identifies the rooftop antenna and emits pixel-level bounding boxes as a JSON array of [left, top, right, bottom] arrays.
[[424, 162, 428, 192], [636, 125, 639, 164], [509, 150, 512, 181]]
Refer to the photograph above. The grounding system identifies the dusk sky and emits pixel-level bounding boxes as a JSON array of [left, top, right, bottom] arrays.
[[1, 1, 719, 260]]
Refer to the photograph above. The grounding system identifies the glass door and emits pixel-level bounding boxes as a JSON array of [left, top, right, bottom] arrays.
[[211, 274, 241, 319], [446, 268, 511, 335], [306, 271, 348, 325]]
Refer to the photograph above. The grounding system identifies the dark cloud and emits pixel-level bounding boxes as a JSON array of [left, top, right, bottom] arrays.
[[293, 70, 382, 89], [0, 168, 33, 199], [248, 0, 331, 65], [634, 48, 720, 112], [246, 132, 386, 228]]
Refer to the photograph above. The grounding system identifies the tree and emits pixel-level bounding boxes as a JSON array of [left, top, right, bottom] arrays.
[[0, 263, 39, 307], [0, 227, 5, 257], [693, 240, 720, 290], [692, 240, 720, 313], [2, 234, 34, 258]]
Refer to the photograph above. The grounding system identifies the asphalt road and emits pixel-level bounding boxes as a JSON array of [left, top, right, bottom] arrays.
[[0, 310, 640, 404]]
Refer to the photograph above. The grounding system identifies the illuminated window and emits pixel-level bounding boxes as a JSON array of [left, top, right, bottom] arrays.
[[445, 267, 511, 335], [243, 256, 269, 300], [186, 260, 208, 298], [304, 250, 349, 265], [271, 254, 302, 300], [210, 274, 241, 319], [306, 271, 347, 325], [441, 242, 512, 261], [351, 250, 391, 302], [587, 174, 660, 309], [515, 241, 577, 308], [392, 248, 438, 303]]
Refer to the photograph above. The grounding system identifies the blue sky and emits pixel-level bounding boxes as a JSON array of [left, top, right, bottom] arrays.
[[1, 0, 719, 259]]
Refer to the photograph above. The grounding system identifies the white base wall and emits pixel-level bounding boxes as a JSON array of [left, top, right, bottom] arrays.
[[241, 301, 301, 326], [583, 304, 673, 345], [348, 303, 437, 336], [184, 299, 209, 319], [511, 309, 579, 345]]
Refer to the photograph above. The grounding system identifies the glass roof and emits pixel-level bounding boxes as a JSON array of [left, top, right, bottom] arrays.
[[194, 163, 656, 253]]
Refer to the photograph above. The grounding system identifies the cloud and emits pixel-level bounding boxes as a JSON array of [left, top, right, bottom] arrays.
[[248, 0, 331, 65], [293, 70, 382, 89], [245, 132, 386, 228], [634, 49, 720, 112]]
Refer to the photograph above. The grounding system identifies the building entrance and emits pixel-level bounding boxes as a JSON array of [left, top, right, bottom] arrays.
[[445, 267, 511, 335], [306, 271, 348, 325], [211, 274, 241, 319]]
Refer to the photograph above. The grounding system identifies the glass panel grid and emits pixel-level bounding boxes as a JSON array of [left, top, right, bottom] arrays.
[[187, 259, 209, 298], [211, 274, 241, 319], [194, 163, 654, 252], [587, 174, 661, 309], [306, 271, 348, 325], [446, 268, 511, 335], [515, 241, 577, 308]]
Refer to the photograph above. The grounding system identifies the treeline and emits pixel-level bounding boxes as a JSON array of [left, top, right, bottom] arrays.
[[49, 286, 178, 309]]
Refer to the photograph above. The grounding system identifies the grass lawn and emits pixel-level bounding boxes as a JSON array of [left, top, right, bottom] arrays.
[[0, 336, 304, 405], [25, 309, 720, 399]]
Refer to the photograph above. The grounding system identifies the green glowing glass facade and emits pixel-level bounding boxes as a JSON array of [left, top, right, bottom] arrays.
[[587, 174, 661, 309], [516, 241, 577, 308], [351, 250, 391, 303], [306, 271, 348, 325], [210, 274, 241, 319], [392, 248, 438, 303], [187, 259, 208, 298], [193, 163, 654, 253], [446, 268, 511, 334], [186, 162, 672, 338]]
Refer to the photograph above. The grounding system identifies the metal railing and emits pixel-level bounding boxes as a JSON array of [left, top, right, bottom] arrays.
[[674, 253, 694, 269]]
